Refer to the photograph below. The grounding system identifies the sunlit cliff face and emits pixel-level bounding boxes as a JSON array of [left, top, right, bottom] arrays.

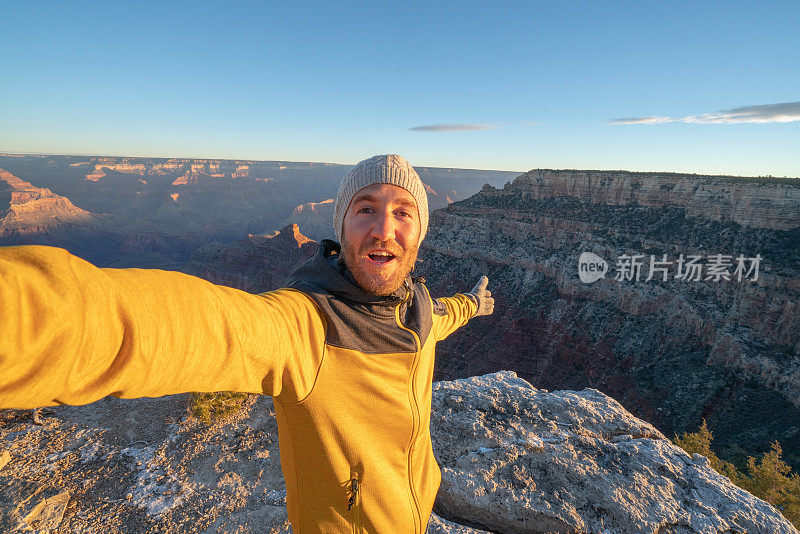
[[340, 184, 421, 296]]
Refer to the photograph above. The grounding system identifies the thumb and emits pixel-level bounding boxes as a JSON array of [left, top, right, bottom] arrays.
[[472, 275, 489, 294]]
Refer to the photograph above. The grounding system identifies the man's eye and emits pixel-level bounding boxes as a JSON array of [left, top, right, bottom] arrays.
[[396, 210, 411, 218], [358, 207, 374, 214]]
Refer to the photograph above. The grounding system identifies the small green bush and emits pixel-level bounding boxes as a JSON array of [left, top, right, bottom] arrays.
[[740, 442, 800, 525], [190, 391, 249, 424], [673, 420, 800, 528], [672, 420, 742, 484]]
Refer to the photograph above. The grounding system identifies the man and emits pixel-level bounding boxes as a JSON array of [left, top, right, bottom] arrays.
[[0, 154, 493, 532]]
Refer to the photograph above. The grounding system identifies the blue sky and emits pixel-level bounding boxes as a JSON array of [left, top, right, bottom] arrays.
[[2, 1, 799, 176]]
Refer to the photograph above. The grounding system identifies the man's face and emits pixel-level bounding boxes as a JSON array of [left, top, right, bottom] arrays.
[[341, 183, 421, 295]]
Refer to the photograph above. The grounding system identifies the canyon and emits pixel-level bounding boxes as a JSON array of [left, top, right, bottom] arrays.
[[418, 170, 800, 472], [0, 154, 517, 265], [1, 154, 799, 531]]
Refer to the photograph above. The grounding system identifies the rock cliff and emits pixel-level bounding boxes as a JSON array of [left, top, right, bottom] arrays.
[[2, 372, 794, 533], [280, 199, 336, 242], [419, 170, 800, 471], [188, 224, 317, 292], [504, 169, 800, 230], [0, 168, 98, 235]]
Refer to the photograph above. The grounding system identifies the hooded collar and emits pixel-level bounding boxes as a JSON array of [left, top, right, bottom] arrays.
[[284, 240, 413, 307]]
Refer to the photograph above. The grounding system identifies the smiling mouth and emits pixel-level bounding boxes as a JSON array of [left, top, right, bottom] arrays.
[[367, 251, 396, 264]]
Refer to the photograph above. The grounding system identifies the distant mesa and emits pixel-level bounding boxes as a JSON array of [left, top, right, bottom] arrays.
[[86, 161, 260, 184], [255, 224, 314, 248], [171, 171, 194, 186], [283, 200, 336, 242], [0, 168, 98, 235], [286, 223, 314, 248], [84, 167, 105, 181], [189, 224, 317, 293], [290, 198, 334, 216]]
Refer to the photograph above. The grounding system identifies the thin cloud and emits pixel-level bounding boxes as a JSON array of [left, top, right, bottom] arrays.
[[610, 101, 800, 125], [609, 116, 676, 125], [409, 123, 498, 132]]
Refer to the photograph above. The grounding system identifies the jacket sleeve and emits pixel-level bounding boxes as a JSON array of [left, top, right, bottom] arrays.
[[430, 293, 477, 342], [0, 245, 326, 409]]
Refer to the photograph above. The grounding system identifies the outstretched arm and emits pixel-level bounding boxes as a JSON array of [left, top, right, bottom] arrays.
[[0, 245, 325, 409], [430, 275, 494, 341]]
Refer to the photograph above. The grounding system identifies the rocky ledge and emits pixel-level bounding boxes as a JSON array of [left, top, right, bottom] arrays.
[[1, 372, 794, 533], [431, 371, 795, 533]]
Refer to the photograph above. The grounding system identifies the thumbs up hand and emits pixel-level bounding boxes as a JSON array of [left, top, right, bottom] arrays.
[[466, 275, 494, 317]]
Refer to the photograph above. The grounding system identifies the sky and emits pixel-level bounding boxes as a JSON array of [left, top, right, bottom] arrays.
[[2, 0, 799, 176]]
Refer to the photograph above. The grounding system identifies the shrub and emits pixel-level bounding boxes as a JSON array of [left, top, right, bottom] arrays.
[[673, 420, 800, 528], [672, 420, 742, 484], [740, 442, 800, 525], [189, 391, 249, 424]]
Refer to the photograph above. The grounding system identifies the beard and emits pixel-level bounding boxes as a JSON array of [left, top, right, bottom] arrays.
[[341, 235, 419, 296]]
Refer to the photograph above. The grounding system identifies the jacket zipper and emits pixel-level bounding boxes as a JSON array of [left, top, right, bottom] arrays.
[[348, 474, 361, 534], [395, 296, 423, 534]]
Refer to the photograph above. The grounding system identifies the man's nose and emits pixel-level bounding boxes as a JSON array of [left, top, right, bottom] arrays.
[[370, 211, 396, 242]]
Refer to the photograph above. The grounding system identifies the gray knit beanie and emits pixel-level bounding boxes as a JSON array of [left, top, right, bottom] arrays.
[[333, 154, 429, 246]]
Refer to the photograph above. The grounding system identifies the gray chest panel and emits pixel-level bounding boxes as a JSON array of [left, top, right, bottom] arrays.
[[289, 281, 433, 354]]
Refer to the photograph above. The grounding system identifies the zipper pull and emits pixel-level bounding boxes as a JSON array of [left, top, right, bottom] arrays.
[[347, 476, 359, 510], [403, 279, 413, 304]]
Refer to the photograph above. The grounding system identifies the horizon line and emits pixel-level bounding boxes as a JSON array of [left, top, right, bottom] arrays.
[[0, 150, 797, 180], [0, 150, 525, 175]]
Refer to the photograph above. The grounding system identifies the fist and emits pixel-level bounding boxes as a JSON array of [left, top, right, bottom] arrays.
[[467, 275, 494, 317]]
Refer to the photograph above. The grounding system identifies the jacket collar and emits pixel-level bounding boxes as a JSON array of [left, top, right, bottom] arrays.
[[284, 240, 413, 307]]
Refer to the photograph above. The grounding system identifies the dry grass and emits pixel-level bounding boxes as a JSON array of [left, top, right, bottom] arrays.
[[189, 392, 249, 424]]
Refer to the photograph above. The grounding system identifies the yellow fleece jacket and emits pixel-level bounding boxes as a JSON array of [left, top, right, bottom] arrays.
[[0, 243, 477, 533]]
